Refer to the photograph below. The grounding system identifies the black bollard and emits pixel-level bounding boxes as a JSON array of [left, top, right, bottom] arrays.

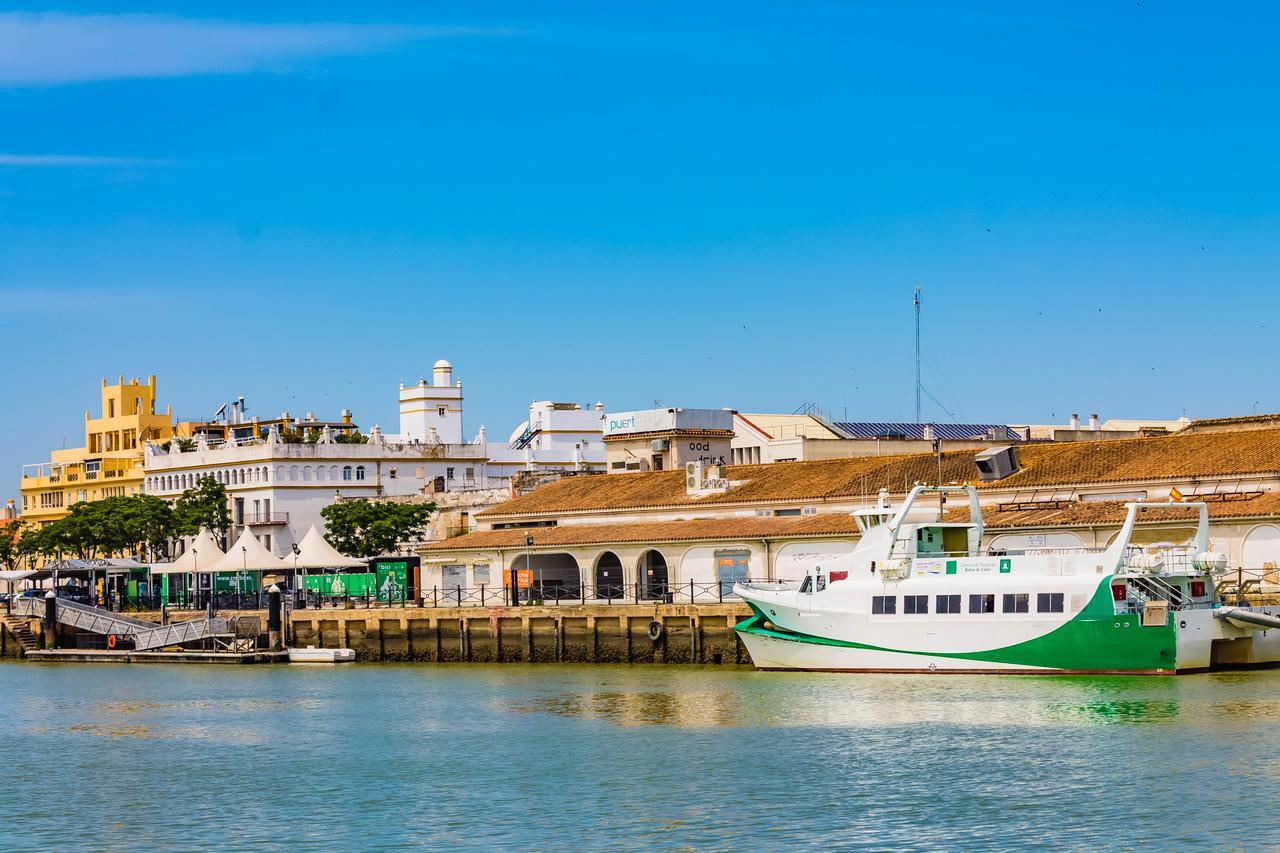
[[43, 590, 57, 650], [267, 584, 282, 651]]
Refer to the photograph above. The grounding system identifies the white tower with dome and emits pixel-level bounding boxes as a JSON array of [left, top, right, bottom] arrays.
[[398, 358, 465, 444]]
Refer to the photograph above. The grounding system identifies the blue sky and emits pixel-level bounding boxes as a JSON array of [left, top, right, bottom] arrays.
[[3, 2, 1279, 492]]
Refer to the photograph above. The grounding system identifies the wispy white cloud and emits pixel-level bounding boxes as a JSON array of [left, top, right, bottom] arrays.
[[0, 12, 507, 86], [0, 153, 171, 167]]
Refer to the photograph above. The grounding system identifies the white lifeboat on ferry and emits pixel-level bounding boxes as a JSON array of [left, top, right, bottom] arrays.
[[1128, 553, 1166, 574], [1193, 551, 1229, 575]]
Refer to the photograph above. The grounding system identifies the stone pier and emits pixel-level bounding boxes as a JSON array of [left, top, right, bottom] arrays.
[[3, 603, 756, 665], [288, 603, 753, 664]]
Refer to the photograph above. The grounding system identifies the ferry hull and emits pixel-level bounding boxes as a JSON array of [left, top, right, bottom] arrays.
[[736, 606, 1280, 675], [737, 624, 1164, 674]]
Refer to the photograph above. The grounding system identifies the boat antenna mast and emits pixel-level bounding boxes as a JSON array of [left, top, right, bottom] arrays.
[[914, 284, 922, 423]]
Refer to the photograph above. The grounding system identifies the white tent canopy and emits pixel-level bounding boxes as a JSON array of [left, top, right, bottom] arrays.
[[150, 528, 227, 575], [208, 528, 287, 573], [0, 569, 36, 582], [290, 526, 367, 570]]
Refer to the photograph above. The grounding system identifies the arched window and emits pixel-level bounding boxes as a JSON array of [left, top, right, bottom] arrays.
[[303, 466, 314, 482], [342, 466, 352, 481], [316, 466, 326, 482], [355, 466, 365, 481], [329, 465, 340, 481], [289, 466, 299, 482]]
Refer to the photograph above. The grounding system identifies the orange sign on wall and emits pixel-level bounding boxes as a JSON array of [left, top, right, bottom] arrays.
[[506, 568, 533, 589]]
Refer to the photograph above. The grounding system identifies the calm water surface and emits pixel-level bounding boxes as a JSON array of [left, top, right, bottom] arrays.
[[3, 662, 1280, 850]]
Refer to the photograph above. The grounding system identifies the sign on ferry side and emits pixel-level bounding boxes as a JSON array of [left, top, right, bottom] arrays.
[[915, 558, 1013, 575]]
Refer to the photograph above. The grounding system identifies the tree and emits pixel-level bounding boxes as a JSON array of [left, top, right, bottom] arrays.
[[320, 500, 435, 558], [46, 502, 99, 559], [174, 476, 231, 538], [0, 521, 21, 571], [114, 494, 176, 559], [15, 523, 55, 564]]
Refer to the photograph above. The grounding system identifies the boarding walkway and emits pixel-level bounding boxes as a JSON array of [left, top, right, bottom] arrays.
[[12, 596, 228, 652]]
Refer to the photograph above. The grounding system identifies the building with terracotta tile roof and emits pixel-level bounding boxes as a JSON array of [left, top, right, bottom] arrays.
[[419, 427, 1280, 599]]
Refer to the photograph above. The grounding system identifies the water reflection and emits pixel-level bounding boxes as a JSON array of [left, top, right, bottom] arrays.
[[502, 668, 1280, 730], [5, 663, 1280, 850], [509, 690, 749, 728]]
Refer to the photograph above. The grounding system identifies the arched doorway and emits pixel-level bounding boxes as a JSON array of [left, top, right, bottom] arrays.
[[1243, 525, 1280, 588], [639, 550, 669, 601], [510, 552, 581, 602], [594, 551, 624, 600]]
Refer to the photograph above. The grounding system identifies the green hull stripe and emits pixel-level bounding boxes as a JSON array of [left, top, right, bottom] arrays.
[[738, 578, 1177, 671]]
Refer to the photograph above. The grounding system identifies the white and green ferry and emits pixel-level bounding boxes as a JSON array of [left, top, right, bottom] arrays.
[[735, 486, 1280, 674]]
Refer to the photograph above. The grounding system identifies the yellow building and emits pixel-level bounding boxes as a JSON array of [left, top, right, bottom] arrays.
[[20, 375, 176, 525]]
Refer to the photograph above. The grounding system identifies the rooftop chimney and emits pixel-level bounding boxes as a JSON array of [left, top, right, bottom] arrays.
[[1090, 413, 1100, 431], [1069, 413, 1080, 430], [922, 423, 936, 442]]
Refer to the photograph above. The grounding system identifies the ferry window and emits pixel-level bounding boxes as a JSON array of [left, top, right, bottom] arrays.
[[904, 595, 928, 614], [1037, 592, 1065, 613], [936, 594, 961, 614], [872, 595, 896, 614], [800, 576, 812, 594], [1003, 593, 1029, 613], [815, 575, 827, 592], [969, 594, 996, 614]]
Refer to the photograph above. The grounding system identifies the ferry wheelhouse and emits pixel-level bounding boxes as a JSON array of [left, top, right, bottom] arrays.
[[734, 486, 1280, 674]]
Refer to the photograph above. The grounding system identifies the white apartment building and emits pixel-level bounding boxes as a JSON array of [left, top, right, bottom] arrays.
[[143, 358, 605, 555]]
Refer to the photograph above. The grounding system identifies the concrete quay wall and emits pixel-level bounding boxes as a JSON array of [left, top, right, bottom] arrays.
[[3, 603, 756, 665], [289, 603, 754, 664]]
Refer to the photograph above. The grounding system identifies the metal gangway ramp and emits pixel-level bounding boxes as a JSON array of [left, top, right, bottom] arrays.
[[12, 597, 228, 651]]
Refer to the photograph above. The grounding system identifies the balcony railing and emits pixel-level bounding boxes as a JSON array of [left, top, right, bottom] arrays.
[[245, 512, 289, 526]]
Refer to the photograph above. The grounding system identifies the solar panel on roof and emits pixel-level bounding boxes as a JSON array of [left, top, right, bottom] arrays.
[[832, 422, 1012, 441]]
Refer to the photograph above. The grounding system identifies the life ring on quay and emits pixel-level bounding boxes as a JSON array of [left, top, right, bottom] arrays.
[[106, 634, 118, 650], [647, 621, 664, 642]]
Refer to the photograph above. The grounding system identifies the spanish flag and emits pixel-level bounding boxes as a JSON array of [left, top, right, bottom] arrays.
[[1169, 486, 1184, 502]]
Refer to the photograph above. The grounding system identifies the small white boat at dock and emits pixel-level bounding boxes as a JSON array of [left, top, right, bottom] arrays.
[[288, 645, 356, 663]]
